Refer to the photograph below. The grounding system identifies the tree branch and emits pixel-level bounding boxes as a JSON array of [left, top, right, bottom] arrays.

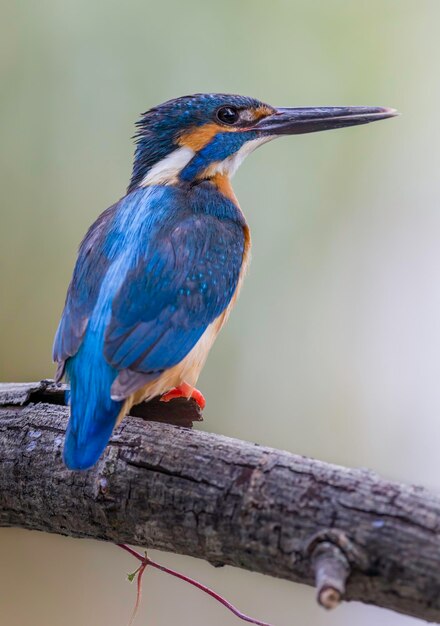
[[1, 380, 440, 623]]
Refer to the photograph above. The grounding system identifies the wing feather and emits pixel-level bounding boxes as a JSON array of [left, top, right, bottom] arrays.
[[53, 184, 245, 400], [105, 213, 244, 394], [52, 204, 118, 372]]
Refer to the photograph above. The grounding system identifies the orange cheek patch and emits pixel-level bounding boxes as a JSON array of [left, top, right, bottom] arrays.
[[178, 122, 223, 151]]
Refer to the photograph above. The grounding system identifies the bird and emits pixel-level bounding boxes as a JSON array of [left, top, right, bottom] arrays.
[[53, 93, 397, 470]]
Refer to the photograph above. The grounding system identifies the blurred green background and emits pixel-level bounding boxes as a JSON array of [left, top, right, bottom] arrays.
[[1, 1, 439, 624]]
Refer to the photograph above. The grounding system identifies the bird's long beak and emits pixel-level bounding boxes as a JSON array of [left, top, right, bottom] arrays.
[[254, 106, 398, 135]]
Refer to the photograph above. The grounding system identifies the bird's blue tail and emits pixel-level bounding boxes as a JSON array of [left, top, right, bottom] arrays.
[[64, 329, 123, 470]]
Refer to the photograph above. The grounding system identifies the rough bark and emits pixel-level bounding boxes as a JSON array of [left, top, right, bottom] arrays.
[[1, 381, 440, 623]]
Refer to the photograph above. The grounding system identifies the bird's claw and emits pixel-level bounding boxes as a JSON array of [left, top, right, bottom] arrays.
[[160, 382, 206, 410]]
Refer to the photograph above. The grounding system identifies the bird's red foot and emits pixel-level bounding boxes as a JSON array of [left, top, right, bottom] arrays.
[[160, 382, 206, 410]]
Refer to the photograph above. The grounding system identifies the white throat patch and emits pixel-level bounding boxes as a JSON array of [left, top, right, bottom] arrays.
[[140, 146, 195, 186], [212, 136, 275, 178], [139, 135, 275, 186]]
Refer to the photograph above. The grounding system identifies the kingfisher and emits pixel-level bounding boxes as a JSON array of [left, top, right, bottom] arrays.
[[53, 93, 396, 470]]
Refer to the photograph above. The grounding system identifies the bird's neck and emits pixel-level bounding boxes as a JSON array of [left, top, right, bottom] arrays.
[[184, 176, 247, 227], [129, 143, 241, 208], [129, 130, 251, 193], [203, 172, 239, 206]]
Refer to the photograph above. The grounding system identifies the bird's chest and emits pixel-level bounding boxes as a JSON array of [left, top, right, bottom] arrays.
[[231, 223, 251, 305]]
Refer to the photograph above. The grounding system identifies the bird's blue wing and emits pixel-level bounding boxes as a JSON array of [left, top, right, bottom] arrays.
[[52, 204, 118, 375], [105, 212, 245, 397]]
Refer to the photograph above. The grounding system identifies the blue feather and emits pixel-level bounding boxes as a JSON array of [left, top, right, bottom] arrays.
[[62, 247, 128, 469], [104, 184, 245, 379], [64, 331, 122, 470], [180, 131, 257, 182]]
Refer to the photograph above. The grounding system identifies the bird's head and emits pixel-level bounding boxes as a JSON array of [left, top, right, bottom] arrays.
[[129, 93, 397, 193]]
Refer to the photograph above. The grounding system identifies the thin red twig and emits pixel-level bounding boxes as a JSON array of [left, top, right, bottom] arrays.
[[117, 543, 274, 626], [127, 558, 148, 626]]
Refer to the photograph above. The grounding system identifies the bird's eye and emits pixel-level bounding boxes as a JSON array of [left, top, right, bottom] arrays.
[[216, 106, 239, 125]]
